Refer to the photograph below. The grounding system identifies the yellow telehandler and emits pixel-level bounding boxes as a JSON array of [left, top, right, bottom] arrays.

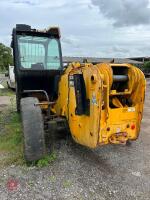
[[11, 24, 146, 161]]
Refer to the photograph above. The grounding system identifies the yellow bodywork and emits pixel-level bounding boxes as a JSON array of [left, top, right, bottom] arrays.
[[54, 62, 146, 148]]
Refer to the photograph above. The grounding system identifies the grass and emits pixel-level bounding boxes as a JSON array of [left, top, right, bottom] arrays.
[[0, 88, 15, 96], [36, 152, 57, 167], [28, 180, 34, 187], [49, 175, 56, 182], [0, 110, 24, 167], [63, 180, 72, 188]]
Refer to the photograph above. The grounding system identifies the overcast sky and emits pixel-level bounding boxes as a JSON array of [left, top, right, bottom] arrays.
[[0, 0, 150, 58]]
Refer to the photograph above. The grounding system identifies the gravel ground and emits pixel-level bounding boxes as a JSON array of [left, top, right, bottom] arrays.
[[0, 80, 150, 200]]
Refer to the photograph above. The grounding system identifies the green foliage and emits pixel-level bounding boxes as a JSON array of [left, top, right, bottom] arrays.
[[36, 152, 57, 167], [143, 61, 150, 69], [63, 180, 72, 188], [0, 88, 15, 96], [28, 180, 34, 187], [49, 175, 56, 182], [0, 43, 13, 72]]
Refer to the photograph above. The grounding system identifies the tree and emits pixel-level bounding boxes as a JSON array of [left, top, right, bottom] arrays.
[[143, 61, 150, 71], [0, 43, 13, 71]]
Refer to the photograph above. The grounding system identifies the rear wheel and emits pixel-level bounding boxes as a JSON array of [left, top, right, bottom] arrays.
[[21, 97, 46, 162]]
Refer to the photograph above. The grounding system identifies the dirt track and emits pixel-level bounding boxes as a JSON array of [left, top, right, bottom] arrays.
[[0, 80, 150, 200]]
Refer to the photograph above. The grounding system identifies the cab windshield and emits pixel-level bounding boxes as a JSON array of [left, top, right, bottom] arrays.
[[17, 35, 61, 70]]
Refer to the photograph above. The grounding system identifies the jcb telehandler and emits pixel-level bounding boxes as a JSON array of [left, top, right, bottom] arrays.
[[11, 24, 146, 162]]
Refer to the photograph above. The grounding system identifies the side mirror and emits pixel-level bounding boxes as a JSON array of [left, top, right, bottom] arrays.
[[5, 71, 9, 77]]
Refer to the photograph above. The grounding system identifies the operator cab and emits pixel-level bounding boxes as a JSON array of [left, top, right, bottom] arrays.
[[11, 24, 63, 110]]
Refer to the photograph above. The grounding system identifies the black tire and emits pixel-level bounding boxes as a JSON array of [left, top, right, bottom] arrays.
[[21, 97, 46, 162]]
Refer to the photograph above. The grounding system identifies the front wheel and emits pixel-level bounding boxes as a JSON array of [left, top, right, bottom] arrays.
[[21, 97, 46, 162]]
